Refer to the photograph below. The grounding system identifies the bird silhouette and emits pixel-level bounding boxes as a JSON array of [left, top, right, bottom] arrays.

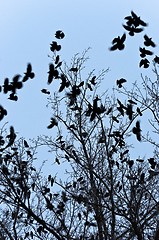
[[132, 121, 141, 141], [0, 126, 16, 151], [69, 67, 78, 72], [116, 78, 127, 88], [90, 96, 100, 121], [50, 41, 61, 52], [126, 103, 133, 120], [143, 35, 156, 47], [66, 85, 81, 106], [139, 47, 153, 58], [55, 30, 65, 39], [89, 76, 97, 85], [59, 74, 70, 92], [3, 78, 12, 94], [41, 89, 50, 94], [0, 105, 7, 121], [117, 99, 125, 116], [47, 117, 58, 129], [47, 63, 59, 84], [139, 58, 150, 68], [11, 74, 23, 94], [124, 11, 147, 27], [110, 33, 126, 51], [24, 140, 29, 148], [136, 107, 142, 116], [8, 93, 18, 101], [123, 24, 143, 36], [23, 63, 35, 82], [154, 56, 159, 64]]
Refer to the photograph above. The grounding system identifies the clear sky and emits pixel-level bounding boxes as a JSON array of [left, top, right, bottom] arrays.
[[0, 0, 158, 176]]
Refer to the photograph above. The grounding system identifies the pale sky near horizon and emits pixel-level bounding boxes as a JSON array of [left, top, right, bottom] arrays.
[[0, 1, 159, 176]]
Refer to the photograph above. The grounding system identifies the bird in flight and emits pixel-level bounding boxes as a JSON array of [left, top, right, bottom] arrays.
[[139, 47, 153, 58], [143, 35, 156, 47], [110, 33, 126, 51], [116, 78, 127, 88], [139, 58, 150, 68], [55, 30, 65, 39], [132, 121, 141, 141], [23, 63, 35, 82]]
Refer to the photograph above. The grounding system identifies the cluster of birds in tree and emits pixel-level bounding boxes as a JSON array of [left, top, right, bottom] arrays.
[[110, 11, 159, 68]]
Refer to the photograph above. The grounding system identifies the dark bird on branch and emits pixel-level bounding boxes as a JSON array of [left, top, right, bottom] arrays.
[[132, 121, 141, 141], [110, 33, 126, 51], [89, 76, 97, 85], [126, 103, 133, 120], [139, 47, 153, 58], [143, 34, 156, 47], [139, 58, 150, 68], [55, 30, 65, 39], [116, 78, 127, 88], [23, 63, 35, 82]]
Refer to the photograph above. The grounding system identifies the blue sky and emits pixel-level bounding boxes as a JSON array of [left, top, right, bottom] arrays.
[[0, 1, 158, 175]]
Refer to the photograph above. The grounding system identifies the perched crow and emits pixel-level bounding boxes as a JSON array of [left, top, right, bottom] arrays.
[[139, 58, 150, 68], [136, 107, 142, 116], [110, 33, 126, 51], [132, 121, 141, 141], [116, 78, 127, 88], [23, 63, 35, 82], [24, 140, 29, 148], [55, 30, 65, 39], [144, 34, 156, 47], [117, 99, 125, 116], [139, 47, 153, 58]]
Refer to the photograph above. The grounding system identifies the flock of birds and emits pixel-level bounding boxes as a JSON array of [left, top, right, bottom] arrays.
[[1, 12, 158, 145], [110, 11, 159, 68]]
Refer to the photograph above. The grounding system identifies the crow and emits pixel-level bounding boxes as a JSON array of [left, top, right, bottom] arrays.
[[125, 11, 147, 27], [123, 24, 143, 36], [0, 126, 16, 151], [11, 74, 23, 93], [3, 78, 12, 94], [8, 93, 18, 101], [47, 117, 58, 129], [139, 47, 153, 58], [59, 74, 70, 92], [50, 41, 61, 52], [0, 105, 7, 121], [41, 89, 50, 94], [55, 30, 65, 39], [116, 78, 127, 88], [154, 56, 159, 64], [69, 67, 78, 72], [110, 33, 126, 51], [90, 76, 97, 85], [139, 58, 150, 68], [23, 63, 35, 82], [47, 63, 58, 84], [144, 34, 156, 47], [132, 121, 141, 141], [126, 103, 133, 120]]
